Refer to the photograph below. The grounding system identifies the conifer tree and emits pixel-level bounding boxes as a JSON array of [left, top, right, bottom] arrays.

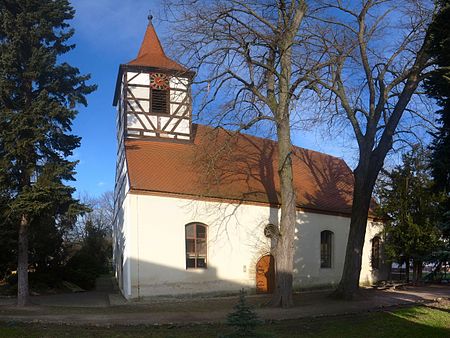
[[424, 0, 450, 250], [377, 147, 442, 282], [0, 0, 95, 306], [226, 289, 261, 337]]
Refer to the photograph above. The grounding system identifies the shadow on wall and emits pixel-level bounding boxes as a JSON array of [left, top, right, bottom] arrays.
[[368, 232, 391, 283], [112, 192, 260, 299], [118, 257, 256, 299], [112, 205, 126, 291]]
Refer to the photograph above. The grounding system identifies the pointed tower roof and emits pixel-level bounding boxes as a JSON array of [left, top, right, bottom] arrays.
[[113, 16, 195, 106], [127, 20, 188, 72]]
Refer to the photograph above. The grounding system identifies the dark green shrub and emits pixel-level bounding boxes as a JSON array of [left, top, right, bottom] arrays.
[[5, 270, 64, 294], [226, 289, 262, 337], [64, 251, 100, 290], [63, 219, 111, 290]]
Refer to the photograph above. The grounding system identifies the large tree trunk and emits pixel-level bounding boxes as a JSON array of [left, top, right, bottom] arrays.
[[333, 168, 373, 299], [418, 261, 423, 281], [405, 258, 410, 283], [268, 4, 303, 306], [270, 116, 296, 308], [17, 214, 30, 307], [412, 260, 423, 284]]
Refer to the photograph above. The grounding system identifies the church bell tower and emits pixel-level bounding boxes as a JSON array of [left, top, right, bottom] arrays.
[[113, 15, 195, 141]]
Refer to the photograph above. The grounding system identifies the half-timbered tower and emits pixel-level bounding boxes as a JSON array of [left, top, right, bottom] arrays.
[[112, 19, 388, 300], [113, 17, 195, 141], [113, 18, 195, 295]]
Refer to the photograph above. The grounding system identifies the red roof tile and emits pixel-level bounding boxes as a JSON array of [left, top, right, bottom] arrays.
[[125, 125, 366, 216], [127, 23, 188, 72]]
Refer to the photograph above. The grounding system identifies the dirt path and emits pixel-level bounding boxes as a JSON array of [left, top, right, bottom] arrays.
[[0, 285, 448, 326]]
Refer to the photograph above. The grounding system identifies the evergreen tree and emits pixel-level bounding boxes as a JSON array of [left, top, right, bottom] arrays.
[[0, 1, 95, 306], [425, 0, 450, 194], [226, 289, 261, 337], [377, 147, 443, 282], [0, 199, 16, 279], [424, 0, 450, 263]]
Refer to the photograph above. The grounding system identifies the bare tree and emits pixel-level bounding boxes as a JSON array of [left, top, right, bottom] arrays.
[[70, 191, 114, 242], [307, 0, 439, 299], [163, 0, 330, 307]]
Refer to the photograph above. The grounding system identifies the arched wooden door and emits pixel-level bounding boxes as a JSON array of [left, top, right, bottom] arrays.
[[256, 254, 275, 294]]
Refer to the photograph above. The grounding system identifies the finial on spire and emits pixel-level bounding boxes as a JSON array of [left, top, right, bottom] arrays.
[[148, 10, 153, 24]]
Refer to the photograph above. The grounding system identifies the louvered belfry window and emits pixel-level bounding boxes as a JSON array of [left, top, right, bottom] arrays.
[[185, 223, 207, 269]]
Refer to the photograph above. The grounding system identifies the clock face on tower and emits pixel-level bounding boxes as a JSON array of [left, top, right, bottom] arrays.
[[150, 72, 169, 90]]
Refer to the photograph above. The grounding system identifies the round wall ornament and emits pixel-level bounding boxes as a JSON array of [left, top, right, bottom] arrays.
[[264, 224, 279, 238]]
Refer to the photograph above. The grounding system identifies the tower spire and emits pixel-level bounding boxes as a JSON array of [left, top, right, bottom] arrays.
[[126, 16, 188, 72]]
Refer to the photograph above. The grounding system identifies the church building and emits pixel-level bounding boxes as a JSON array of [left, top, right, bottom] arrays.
[[112, 19, 386, 300]]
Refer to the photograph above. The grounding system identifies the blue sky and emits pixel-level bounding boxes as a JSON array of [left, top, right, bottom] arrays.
[[67, 0, 356, 197], [67, 0, 166, 197]]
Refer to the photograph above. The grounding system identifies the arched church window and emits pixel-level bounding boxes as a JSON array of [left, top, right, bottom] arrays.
[[372, 236, 381, 269], [185, 222, 207, 269], [320, 230, 333, 268]]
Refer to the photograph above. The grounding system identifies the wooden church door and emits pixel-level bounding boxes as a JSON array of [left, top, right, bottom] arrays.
[[256, 255, 275, 293]]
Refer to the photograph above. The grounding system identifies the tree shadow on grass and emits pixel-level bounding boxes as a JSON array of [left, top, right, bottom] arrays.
[[264, 306, 450, 338], [426, 304, 450, 314]]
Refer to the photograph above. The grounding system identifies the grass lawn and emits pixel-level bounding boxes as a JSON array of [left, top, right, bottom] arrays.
[[0, 304, 448, 337]]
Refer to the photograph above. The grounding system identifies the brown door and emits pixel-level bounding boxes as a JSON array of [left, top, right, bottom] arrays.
[[256, 255, 275, 293]]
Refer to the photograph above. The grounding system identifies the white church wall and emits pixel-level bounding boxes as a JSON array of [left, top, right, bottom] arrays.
[[120, 192, 380, 299], [113, 194, 132, 297], [293, 212, 350, 288], [125, 193, 272, 298], [113, 103, 132, 297], [123, 192, 133, 297], [360, 221, 384, 285]]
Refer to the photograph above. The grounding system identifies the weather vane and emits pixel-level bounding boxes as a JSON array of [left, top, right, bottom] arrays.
[[148, 10, 153, 23]]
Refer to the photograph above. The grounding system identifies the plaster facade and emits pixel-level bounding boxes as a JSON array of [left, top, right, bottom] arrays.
[[113, 192, 384, 299]]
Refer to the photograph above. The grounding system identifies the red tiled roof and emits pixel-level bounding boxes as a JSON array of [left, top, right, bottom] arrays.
[[125, 125, 364, 216], [127, 23, 188, 72]]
